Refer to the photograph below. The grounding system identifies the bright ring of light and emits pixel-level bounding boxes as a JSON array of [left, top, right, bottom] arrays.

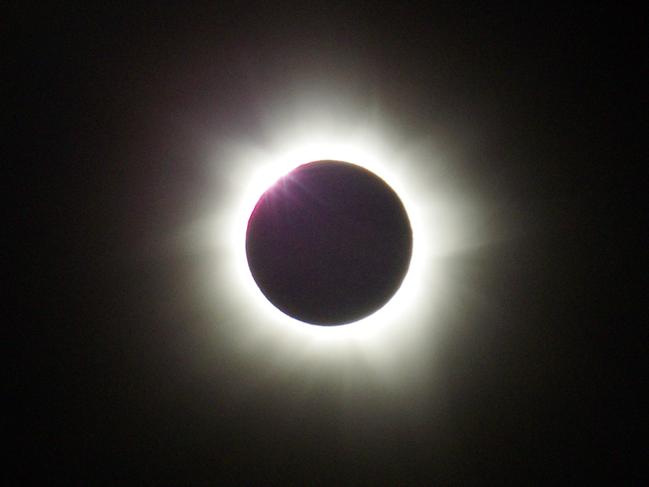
[[197, 108, 478, 378], [232, 139, 428, 339]]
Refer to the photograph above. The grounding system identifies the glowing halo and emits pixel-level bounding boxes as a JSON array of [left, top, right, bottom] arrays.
[[228, 138, 428, 337], [193, 106, 482, 385]]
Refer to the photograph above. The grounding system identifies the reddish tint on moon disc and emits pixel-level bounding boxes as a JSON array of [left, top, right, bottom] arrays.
[[245, 160, 412, 326]]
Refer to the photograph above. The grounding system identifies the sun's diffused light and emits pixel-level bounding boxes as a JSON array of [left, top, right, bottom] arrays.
[[229, 135, 429, 336], [193, 102, 482, 385]]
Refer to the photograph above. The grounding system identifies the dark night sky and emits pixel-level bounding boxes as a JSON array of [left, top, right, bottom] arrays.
[[9, 2, 643, 484]]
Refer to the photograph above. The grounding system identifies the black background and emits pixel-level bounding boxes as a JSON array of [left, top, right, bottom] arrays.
[[9, 2, 643, 484]]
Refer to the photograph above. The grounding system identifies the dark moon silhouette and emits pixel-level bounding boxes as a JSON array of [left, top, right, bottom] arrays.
[[245, 160, 412, 326]]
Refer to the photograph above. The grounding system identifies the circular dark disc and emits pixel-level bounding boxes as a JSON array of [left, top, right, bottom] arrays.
[[245, 160, 412, 326]]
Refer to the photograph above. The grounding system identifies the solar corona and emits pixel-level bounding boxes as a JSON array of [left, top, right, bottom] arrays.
[[199, 110, 478, 375]]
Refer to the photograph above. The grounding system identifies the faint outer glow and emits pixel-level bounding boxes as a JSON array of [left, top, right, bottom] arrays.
[[194, 104, 482, 385]]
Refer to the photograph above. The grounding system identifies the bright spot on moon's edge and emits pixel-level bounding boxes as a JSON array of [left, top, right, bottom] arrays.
[[193, 102, 486, 387]]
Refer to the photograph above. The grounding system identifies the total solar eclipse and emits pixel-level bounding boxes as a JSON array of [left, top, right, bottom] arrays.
[[245, 160, 412, 326]]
